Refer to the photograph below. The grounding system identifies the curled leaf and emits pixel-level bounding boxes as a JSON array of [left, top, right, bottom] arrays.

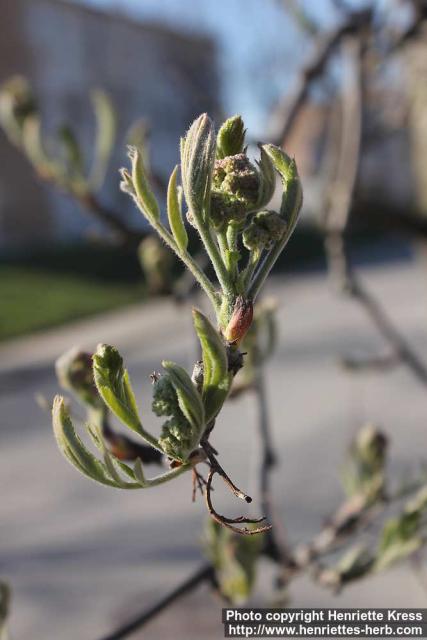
[[262, 144, 303, 243], [167, 165, 188, 251], [93, 344, 143, 435], [52, 395, 117, 487], [254, 145, 276, 210], [89, 89, 116, 189], [192, 308, 231, 423], [161, 361, 205, 432], [129, 145, 160, 220], [93, 344, 163, 455], [22, 116, 59, 180], [216, 115, 246, 159], [180, 113, 216, 221]]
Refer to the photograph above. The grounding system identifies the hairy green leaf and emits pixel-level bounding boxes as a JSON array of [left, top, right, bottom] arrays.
[[180, 113, 216, 220], [52, 395, 116, 486], [93, 344, 143, 435], [129, 145, 160, 220], [89, 89, 116, 189], [262, 144, 303, 242], [192, 308, 231, 423], [167, 164, 188, 251], [161, 360, 205, 430]]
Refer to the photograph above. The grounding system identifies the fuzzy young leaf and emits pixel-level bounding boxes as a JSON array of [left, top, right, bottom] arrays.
[[92, 344, 151, 442], [180, 113, 216, 220], [375, 512, 422, 572], [216, 115, 246, 159], [167, 164, 188, 251], [22, 116, 59, 180], [374, 485, 427, 572], [129, 145, 160, 220], [89, 89, 116, 189], [262, 144, 302, 241], [254, 145, 276, 210], [52, 395, 117, 486], [0, 75, 36, 145], [192, 309, 231, 423], [161, 360, 205, 431], [247, 147, 303, 300]]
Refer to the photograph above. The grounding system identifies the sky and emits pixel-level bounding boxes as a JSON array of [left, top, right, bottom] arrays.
[[67, 0, 347, 135], [66, 0, 404, 137]]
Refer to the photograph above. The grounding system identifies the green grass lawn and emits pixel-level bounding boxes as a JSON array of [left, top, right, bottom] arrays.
[[0, 266, 146, 341], [0, 228, 392, 342]]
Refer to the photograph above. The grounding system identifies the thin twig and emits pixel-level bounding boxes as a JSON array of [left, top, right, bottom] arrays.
[[341, 351, 399, 373], [349, 277, 427, 387], [205, 469, 272, 536], [202, 440, 253, 503], [268, 10, 372, 146], [77, 192, 144, 246], [323, 34, 427, 387], [96, 564, 214, 640], [254, 374, 294, 567]]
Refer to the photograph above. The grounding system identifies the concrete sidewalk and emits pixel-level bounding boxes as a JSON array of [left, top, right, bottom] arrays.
[[0, 295, 189, 375]]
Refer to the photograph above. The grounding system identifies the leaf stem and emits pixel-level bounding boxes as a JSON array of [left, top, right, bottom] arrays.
[[242, 249, 261, 292], [135, 201, 220, 311], [192, 211, 233, 295], [247, 190, 301, 300]]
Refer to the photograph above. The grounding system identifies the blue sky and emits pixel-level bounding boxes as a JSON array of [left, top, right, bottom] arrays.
[[68, 0, 370, 135]]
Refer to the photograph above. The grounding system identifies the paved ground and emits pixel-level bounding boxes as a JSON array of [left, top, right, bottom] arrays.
[[1, 257, 427, 639]]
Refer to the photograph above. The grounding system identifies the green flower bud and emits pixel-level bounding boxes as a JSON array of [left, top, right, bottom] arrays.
[[159, 415, 195, 461], [151, 374, 180, 417], [209, 191, 247, 231], [208, 153, 262, 230], [213, 154, 259, 205], [242, 210, 286, 251], [152, 366, 204, 462]]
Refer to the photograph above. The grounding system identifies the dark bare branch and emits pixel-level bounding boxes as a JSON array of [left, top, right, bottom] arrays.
[[205, 469, 272, 536], [96, 564, 214, 640], [268, 10, 372, 146]]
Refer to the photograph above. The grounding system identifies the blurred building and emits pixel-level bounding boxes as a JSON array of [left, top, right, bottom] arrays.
[[284, 96, 417, 221], [0, 0, 220, 250]]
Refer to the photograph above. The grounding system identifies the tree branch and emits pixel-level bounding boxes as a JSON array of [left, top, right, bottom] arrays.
[[267, 9, 372, 146], [322, 35, 427, 388], [96, 564, 214, 640]]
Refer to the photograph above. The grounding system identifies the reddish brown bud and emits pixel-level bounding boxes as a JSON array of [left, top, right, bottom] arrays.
[[224, 296, 253, 344]]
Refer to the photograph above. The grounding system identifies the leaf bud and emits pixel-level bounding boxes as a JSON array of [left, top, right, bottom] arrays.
[[223, 296, 254, 344], [216, 115, 246, 159]]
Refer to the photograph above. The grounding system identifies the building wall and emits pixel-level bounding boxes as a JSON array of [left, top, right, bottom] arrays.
[[0, 0, 220, 249]]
